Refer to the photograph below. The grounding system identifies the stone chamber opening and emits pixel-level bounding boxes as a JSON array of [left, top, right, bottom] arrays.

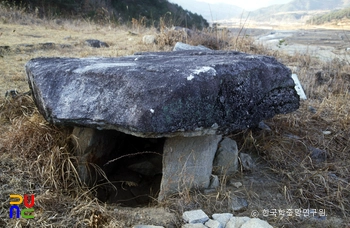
[[73, 128, 165, 207]]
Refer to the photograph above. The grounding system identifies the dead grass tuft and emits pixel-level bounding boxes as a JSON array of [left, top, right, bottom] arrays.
[[240, 93, 350, 218]]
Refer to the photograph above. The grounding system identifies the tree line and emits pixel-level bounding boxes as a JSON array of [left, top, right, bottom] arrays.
[[0, 0, 208, 29]]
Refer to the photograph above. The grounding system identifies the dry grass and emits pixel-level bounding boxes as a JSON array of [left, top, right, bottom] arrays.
[[1, 3, 350, 228]]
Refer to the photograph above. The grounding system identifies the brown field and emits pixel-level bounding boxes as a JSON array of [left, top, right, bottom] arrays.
[[0, 4, 350, 228]]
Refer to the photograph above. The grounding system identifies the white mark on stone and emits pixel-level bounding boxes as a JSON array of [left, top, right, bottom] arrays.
[[150, 109, 154, 113], [134, 58, 139, 61], [193, 66, 216, 75], [187, 66, 217, 81], [187, 75, 195, 81], [73, 62, 136, 74]]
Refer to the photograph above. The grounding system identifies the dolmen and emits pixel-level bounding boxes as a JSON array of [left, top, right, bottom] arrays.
[[25, 50, 300, 201]]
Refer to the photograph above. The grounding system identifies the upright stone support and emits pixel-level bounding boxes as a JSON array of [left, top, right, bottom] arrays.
[[159, 135, 222, 200], [71, 127, 119, 185]]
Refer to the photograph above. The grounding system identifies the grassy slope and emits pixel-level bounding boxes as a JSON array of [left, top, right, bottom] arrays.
[[0, 4, 350, 228]]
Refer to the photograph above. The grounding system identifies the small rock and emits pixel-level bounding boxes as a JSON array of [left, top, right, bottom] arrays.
[[228, 181, 242, 188], [212, 213, 233, 227], [239, 153, 255, 171], [173, 42, 212, 51], [85, 39, 109, 48], [133, 226, 164, 228], [143, 35, 157, 44], [308, 106, 317, 114], [322, 131, 331, 135], [60, 44, 72, 49], [203, 189, 217, 194], [182, 224, 207, 228], [5, 89, 18, 98], [205, 219, 222, 228], [183, 210, 209, 224], [128, 31, 139, 36], [213, 137, 239, 175], [315, 71, 330, 85], [208, 175, 220, 189], [258, 121, 271, 131], [39, 42, 55, 49], [309, 147, 328, 163], [241, 218, 273, 228], [231, 197, 248, 213], [225, 217, 250, 228]]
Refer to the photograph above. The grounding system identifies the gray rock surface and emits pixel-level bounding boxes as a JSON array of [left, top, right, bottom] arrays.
[[212, 213, 233, 227], [159, 135, 222, 200], [208, 175, 220, 189], [26, 51, 299, 138], [205, 219, 222, 228], [240, 218, 273, 228], [182, 210, 209, 224], [173, 42, 212, 51], [182, 224, 207, 228], [225, 217, 250, 228], [213, 137, 239, 175], [239, 153, 256, 171], [230, 197, 249, 213]]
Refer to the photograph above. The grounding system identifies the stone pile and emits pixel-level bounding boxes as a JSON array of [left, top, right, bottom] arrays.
[[133, 209, 273, 228]]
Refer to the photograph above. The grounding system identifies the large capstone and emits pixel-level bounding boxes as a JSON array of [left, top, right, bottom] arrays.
[[25, 51, 299, 138]]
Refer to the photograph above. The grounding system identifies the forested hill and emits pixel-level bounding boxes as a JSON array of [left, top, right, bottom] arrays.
[[307, 7, 350, 25], [3, 0, 209, 29]]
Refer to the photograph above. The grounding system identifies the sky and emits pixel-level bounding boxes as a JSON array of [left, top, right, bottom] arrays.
[[171, 0, 292, 11]]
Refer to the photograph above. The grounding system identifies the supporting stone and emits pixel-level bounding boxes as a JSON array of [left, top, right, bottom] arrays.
[[71, 127, 119, 186], [213, 137, 239, 176], [158, 135, 222, 200]]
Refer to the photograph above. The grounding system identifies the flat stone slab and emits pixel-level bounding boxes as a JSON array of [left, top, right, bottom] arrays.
[[159, 135, 222, 200], [26, 51, 299, 138]]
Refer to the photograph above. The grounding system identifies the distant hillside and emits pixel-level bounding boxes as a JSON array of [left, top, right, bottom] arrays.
[[246, 0, 350, 22], [169, 0, 244, 22], [306, 7, 350, 24], [2, 0, 208, 29]]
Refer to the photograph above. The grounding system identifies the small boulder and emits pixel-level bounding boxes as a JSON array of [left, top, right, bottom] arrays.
[[183, 210, 209, 224], [225, 217, 250, 228], [85, 39, 109, 48], [239, 153, 256, 171], [143, 35, 157, 44], [212, 213, 233, 227], [173, 42, 211, 51], [231, 197, 248, 213]]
